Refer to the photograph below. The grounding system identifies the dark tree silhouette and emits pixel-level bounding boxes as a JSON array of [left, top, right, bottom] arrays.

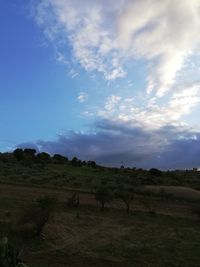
[[71, 157, 82, 167], [53, 154, 68, 164], [13, 149, 24, 161], [95, 186, 113, 211], [87, 161, 97, 168], [115, 187, 135, 214], [37, 152, 51, 163], [150, 168, 163, 176], [23, 148, 36, 156]]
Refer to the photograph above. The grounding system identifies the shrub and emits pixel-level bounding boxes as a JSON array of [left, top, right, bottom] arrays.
[[21, 196, 57, 236], [13, 149, 24, 161], [53, 154, 68, 164], [67, 193, 80, 208], [36, 152, 51, 163], [0, 237, 29, 267], [115, 187, 135, 214], [149, 168, 163, 176], [87, 161, 97, 168], [95, 186, 113, 211]]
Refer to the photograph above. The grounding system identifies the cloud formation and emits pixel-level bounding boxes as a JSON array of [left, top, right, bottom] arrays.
[[28, 1, 200, 169], [34, 0, 200, 96], [77, 92, 88, 103], [18, 119, 200, 169], [97, 82, 200, 130]]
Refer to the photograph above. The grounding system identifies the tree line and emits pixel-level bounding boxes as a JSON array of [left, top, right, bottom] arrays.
[[0, 148, 165, 175]]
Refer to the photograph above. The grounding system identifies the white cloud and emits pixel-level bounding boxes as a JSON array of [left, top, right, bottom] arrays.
[[77, 92, 88, 103], [56, 51, 68, 64], [34, 0, 200, 95], [98, 83, 200, 130], [33, 0, 200, 133], [68, 68, 79, 79]]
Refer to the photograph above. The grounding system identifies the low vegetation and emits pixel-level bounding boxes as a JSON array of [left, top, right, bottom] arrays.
[[1, 149, 200, 266], [20, 196, 57, 237], [0, 237, 29, 267]]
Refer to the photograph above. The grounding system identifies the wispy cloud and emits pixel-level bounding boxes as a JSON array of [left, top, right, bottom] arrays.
[[77, 92, 88, 103], [33, 0, 200, 95], [97, 82, 200, 130], [28, 0, 200, 168]]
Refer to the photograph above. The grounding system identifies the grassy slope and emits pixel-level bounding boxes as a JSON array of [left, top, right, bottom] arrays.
[[1, 160, 200, 266], [1, 159, 200, 189], [0, 192, 200, 267]]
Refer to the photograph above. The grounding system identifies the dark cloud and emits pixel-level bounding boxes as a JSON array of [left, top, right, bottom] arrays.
[[152, 137, 200, 169], [17, 120, 200, 169]]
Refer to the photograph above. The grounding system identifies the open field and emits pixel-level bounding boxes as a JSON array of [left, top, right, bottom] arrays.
[[1, 154, 200, 266], [1, 182, 200, 267]]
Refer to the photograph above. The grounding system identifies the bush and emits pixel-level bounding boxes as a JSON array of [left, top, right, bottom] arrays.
[[0, 237, 29, 267], [115, 187, 135, 214], [87, 161, 97, 168], [36, 152, 51, 163], [53, 154, 68, 164], [13, 149, 24, 161], [95, 186, 113, 211], [149, 168, 163, 176], [67, 193, 80, 208], [21, 196, 57, 236]]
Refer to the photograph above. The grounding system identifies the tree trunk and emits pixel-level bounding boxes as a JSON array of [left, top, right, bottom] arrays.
[[126, 203, 130, 214]]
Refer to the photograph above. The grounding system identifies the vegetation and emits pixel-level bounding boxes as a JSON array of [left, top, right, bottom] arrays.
[[0, 237, 28, 267], [1, 150, 200, 191], [115, 186, 135, 214], [95, 186, 113, 211], [1, 149, 200, 266], [67, 192, 80, 208], [21, 196, 57, 236]]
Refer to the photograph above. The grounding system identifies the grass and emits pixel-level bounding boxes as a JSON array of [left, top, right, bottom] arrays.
[[1, 158, 200, 190], [1, 158, 200, 266], [1, 183, 200, 267], [145, 185, 200, 202]]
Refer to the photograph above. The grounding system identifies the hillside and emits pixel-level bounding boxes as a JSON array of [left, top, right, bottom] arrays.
[[1, 150, 200, 266]]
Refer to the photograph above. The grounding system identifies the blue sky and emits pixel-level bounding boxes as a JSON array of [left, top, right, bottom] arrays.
[[1, 0, 200, 169]]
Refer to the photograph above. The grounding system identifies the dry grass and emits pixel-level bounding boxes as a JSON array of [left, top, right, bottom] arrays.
[[1, 183, 200, 266], [145, 185, 200, 201]]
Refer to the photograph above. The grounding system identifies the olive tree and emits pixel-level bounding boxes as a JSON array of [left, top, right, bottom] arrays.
[[115, 187, 135, 214], [95, 186, 113, 211]]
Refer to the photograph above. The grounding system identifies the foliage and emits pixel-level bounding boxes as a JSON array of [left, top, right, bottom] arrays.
[[150, 168, 163, 176], [87, 161, 97, 168], [115, 186, 135, 214], [2, 148, 200, 190], [13, 149, 24, 161], [37, 152, 51, 163], [53, 154, 68, 164], [71, 157, 82, 167], [0, 237, 28, 267], [21, 196, 57, 236], [23, 149, 36, 156], [95, 186, 113, 211], [67, 193, 80, 208]]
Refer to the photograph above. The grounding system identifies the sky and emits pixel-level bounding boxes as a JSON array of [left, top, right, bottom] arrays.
[[1, 0, 200, 169]]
